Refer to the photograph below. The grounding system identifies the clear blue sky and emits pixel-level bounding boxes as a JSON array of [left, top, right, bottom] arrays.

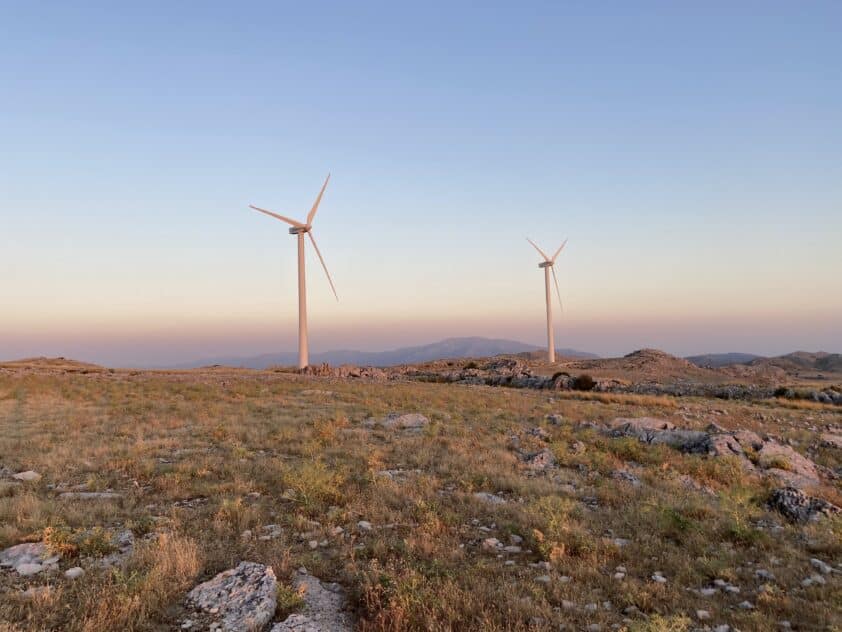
[[2, 1, 840, 366]]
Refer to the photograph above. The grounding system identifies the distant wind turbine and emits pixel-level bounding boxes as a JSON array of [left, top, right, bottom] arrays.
[[527, 237, 567, 363], [250, 174, 338, 369]]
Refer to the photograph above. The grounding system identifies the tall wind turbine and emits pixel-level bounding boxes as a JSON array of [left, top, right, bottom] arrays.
[[527, 238, 567, 363], [250, 174, 338, 370]]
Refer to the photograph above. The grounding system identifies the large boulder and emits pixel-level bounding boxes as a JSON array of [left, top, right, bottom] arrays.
[[186, 561, 278, 632], [271, 568, 353, 631], [768, 487, 840, 523], [756, 442, 821, 486]]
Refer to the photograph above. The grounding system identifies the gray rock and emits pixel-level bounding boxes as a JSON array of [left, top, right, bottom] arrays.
[[0, 542, 56, 575], [12, 470, 41, 482], [58, 491, 122, 500], [611, 469, 641, 487], [473, 492, 506, 504], [522, 448, 557, 471], [379, 413, 429, 430], [271, 568, 352, 631], [186, 561, 278, 632], [64, 566, 85, 579], [810, 558, 832, 574], [768, 487, 840, 523]]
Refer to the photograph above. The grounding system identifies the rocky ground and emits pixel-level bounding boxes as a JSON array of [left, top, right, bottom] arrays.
[[0, 358, 840, 630]]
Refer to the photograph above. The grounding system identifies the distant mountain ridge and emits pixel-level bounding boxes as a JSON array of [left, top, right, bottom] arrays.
[[749, 351, 842, 373], [169, 337, 599, 369]]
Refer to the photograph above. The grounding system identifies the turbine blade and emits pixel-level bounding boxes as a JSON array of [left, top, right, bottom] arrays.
[[526, 237, 550, 261], [551, 265, 564, 313], [306, 173, 331, 226], [551, 238, 568, 263], [307, 232, 339, 301], [249, 205, 306, 228]]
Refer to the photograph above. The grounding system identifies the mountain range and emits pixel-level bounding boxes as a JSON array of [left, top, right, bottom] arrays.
[[169, 337, 598, 369]]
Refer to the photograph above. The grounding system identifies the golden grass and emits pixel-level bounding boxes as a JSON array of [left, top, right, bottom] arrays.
[[0, 370, 839, 630]]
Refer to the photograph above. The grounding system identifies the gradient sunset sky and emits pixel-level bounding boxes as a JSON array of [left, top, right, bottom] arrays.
[[2, 2, 841, 367]]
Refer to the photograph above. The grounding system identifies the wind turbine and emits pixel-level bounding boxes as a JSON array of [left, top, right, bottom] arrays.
[[527, 237, 567, 363], [250, 174, 338, 370]]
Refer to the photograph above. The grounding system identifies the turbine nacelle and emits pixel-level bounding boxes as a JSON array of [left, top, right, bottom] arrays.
[[538, 261, 553, 269], [289, 226, 311, 235]]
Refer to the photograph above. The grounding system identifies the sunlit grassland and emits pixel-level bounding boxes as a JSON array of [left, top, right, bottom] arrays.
[[0, 370, 839, 631]]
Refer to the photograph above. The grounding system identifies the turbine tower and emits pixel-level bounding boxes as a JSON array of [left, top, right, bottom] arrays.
[[527, 237, 567, 363], [250, 174, 338, 369]]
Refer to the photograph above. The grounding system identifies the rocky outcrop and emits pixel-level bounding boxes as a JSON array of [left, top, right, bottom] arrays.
[[768, 488, 840, 523], [186, 561, 278, 632], [271, 568, 353, 631], [300, 364, 387, 380], [607, 417, 827, 487], [0, 542, 59, 576]]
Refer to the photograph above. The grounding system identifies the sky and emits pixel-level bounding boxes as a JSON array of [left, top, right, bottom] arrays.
[[1, 1, 841, 367]]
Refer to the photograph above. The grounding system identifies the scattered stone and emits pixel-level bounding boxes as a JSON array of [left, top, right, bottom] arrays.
[[12, 470, 41, 482], [259, 524, 283, 541], [482, 538, 501, 551], [58, 491, 122, 500], [379, 413, 429, 430], [651, 572, 667, 583], [357, 520, 372, 532], [700, 587, 718, 597], [522, 448, 557, 471], [534, 575, 551, 584], [755, 569, 775, 581], [612, 469, 641, 487], [810, 558, 832, 574], [820, 433, 842, 449], [186, 561, 278, 632], [802, 574, 826, 587], [0, 542, 57, 576], [64, 566, 85, 579], [738, 601, 754, 610], [697, 610, 711, 620], [16, 563, 45, 576], [546, 414, 565, 425], [526, 427, 550, 441], [768, 487, 840, 523], [330, 526, 344, 537], [473, 492, 506, 504]]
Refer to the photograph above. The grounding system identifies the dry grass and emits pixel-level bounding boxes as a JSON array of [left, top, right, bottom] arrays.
[[0, 368, 839, 630]]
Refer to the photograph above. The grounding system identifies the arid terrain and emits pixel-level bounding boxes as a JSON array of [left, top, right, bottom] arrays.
[[0, 352, 840, 631]]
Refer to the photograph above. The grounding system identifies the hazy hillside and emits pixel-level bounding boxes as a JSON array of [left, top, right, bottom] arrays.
[[685, 352, 764, 367], [171, 337, 597, 369], [750, 351, 842, 373]]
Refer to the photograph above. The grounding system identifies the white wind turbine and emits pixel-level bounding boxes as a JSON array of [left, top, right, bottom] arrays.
[[527, 237, 567, 363], [250, 174, 338, 370]]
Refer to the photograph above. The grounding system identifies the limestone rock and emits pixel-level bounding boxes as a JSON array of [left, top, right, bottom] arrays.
[[0, 542, 58, 576], [12, 470, 41, 482], [271, 568, 352, 631], [186, 561, 278, 632], [522, 448, 557, 471], [768, 487, 840, 523], [379, 413, 429, 430]]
